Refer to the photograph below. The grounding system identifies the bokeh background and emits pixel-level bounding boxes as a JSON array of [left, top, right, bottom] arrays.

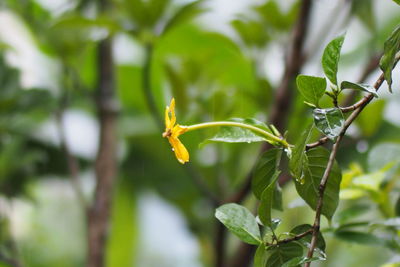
[[0, 0, 399, 266]]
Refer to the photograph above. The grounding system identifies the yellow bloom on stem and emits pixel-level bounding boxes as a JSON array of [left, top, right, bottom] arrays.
[[162, 98, 189, 164]]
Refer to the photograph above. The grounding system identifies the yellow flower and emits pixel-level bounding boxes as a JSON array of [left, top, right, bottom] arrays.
[[162, 98, 189, 164]]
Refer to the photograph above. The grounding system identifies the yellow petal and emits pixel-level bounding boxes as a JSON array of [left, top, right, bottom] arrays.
[[169, 98, 176, 127], [172, 124, 188, 138], [168, 136, 189, 164], [165, 106, 171, 129]]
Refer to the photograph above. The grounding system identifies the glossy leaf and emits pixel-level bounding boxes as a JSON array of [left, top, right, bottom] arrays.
[[290, 224, 326, 251], [296, 75, 327, 107], [340, 81, 378, 97], [322, 34, 345, 86], [252, 148, 282, 199], [294, 148, 342, 220], [215, 203, 261, 245], [313, 108, 344, 141], [265, 242, 303, 267], [380, 26, 400, 92], [289, 123, 313, 182], [206, 118, 275, 144], [258, 171, 280, 227]]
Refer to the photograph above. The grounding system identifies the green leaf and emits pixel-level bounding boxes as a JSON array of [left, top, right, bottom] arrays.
[[254, 244, 267, 267], [368, 143, 400, 171], [258, 171, 281, 227], [290, 224, 326, 251], [206, 118, 275, 144], [334, 230, 384, 246], [265, 242, 303, 267], [335, 204, 370, 224], [289, 123, 313, 182], [215, 203, 261, 245], [322, 34, 345, 86], [351, 0, 375, 31], [163, 1, 206, 36], [294, 148, 342, 220], [313, 108, 344, 141], [252, 148, 282, 199], [370, 218, 400, 229], [296, 75, 327, 107], [340, 81, 378, 97], [231, 19, 270, 47], [356, 99, 385, 137], [380, 26, 400, 92], [393, 0, 400, 4]]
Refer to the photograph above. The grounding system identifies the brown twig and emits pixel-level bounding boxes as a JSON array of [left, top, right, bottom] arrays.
[[305, 56, 399, 266], [87, 4, 119, 265], [56, 110, 87, 208], [226, 1, 314, 266], [277, 229, 313, 245]]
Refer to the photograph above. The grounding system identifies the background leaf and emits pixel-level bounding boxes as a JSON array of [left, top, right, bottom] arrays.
[[322, 34, 345, 86], [379, 25, 400, 92], [368, 143, 400, 171], [313, 108, 344, 141], [334, 231, 384, 246], [215, 203, 261, 245], [294, 148, 342, 220], [296, 75, 326, 107]]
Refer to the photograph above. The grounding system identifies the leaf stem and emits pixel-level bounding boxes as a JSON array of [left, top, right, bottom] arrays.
[[186, 121, 289, 148]]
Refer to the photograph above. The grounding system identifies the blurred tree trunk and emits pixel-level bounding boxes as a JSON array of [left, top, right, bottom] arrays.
[[87, 0, 118, 264]]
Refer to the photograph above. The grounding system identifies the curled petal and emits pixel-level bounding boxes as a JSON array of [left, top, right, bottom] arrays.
[[168, 136, 189, 164], [165, 106, 171, 129], [169, 98, 176, 127], [172, 124, 188, 138]]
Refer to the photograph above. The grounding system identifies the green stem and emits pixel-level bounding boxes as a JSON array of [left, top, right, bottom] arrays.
[[185, 121, 289, 148]]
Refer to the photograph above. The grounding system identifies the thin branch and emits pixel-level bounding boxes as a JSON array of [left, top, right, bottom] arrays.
[[228, 0, 313, 205], [227, 1, 314, 266], [56, 109, 87, 209], [87, 0, 119, 263], [274, 229, 313, 245], [305, 56, 400, 266]]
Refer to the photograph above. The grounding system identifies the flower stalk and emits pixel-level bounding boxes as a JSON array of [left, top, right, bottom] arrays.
[[163, 98, 290, 164]]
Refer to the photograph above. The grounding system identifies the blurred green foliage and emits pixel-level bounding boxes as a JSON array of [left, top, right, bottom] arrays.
[[0, 0, 398, 266]]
